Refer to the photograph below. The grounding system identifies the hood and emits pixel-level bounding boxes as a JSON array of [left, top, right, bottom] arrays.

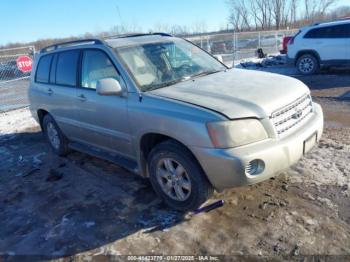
[[150, 69, 309, 119]]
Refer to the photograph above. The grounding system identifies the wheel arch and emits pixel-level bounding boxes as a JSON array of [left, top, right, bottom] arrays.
[[295, 50, 321, 65], [37, 109, 49, 129], [138, 132, 208, 181]]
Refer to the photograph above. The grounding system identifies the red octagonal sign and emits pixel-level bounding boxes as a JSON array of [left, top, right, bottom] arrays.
[[16, 56, 33, 73]]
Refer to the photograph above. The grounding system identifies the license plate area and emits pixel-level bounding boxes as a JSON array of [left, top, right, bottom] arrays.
[[303, 132, 317, 155]]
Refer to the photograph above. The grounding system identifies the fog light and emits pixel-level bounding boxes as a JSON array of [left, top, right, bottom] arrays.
[[245, 160, 265, 176]]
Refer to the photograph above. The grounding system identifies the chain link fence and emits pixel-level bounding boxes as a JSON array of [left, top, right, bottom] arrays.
[[185, 29, 298, 67], [0, 46, 35, 112]]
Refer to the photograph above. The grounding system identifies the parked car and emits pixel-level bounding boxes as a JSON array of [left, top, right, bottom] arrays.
[[210, 41, 228, 54], [29, 34, 324, 211], [287, 19, 350, 75], [236, 39, 251, 49]]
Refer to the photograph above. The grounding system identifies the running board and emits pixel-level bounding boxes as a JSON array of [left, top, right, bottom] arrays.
[[69, 142, 138, 174]]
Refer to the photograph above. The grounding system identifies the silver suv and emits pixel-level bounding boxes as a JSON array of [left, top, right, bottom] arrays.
[[29, 33, 324, 211], [287, 19, 350, 75]]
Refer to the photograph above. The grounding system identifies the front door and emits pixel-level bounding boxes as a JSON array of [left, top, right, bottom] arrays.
[[75, 49, 133, 158]]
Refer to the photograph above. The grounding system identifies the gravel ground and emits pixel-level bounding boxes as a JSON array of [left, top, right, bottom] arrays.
[[0, 69, 349, 260]]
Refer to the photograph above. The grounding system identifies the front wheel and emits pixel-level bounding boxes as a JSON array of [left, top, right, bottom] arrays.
[[296, 54, 319, 75], [148, 140, 214, 211]]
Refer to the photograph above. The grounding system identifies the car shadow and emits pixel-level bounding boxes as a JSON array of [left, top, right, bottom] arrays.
[[0, 131, 187, 259], [294, 68, 350, 90]]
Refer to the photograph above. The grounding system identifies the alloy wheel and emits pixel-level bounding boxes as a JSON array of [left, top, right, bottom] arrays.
[[46, 122, 60, 150], [156, 158, 192, 201], [299, 57, 315, 74]]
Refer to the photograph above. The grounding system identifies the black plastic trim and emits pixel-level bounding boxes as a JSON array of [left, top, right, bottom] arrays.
[[40, 39, 105, 53]]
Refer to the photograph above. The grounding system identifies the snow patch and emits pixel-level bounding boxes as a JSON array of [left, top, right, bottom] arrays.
[[0, 107, 39, 139]]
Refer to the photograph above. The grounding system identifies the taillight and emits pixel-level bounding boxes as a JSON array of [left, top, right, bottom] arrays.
[[289, 37, 295, 45], [281, 36, 292, 53], [289, 30, 301, 45]]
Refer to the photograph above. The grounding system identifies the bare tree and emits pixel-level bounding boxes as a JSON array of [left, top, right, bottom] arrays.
[[250, 0, 274, 30], [228, 7, 242, 31], [303, 0, 338, 23], [169, 25, 189, 35], [270, 0, 289, 30], [192, 20, 208, 34], [152, 22, 171, 33], [290, 0, 298, 25], [330, 5, 350, 19], [227, 0, 251, 31]]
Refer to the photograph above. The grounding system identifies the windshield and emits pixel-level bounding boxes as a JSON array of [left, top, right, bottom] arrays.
[[114, 38, 226, 91]]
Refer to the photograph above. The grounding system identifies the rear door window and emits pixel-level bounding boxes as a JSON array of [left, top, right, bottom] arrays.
[[305, 24, 350, 39], [56, 50, 80, 86], [35, 54, 53, 83]]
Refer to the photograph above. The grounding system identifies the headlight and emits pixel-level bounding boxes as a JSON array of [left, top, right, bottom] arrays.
[[207, 119, 268, 148]]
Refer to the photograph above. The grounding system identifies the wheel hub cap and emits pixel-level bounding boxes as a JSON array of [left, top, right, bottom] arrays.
[[300, 58, 314, 73], [156, 158, 191, 201], [47, 122, 60, 149]]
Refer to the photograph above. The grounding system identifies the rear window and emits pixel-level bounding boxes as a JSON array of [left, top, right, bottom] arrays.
[[35, 54, 53, 83], [304, 24, 350, 39], [56, 50, 80, 86]]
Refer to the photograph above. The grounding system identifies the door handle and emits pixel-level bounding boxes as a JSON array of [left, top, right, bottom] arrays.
[[77, 94, 87, 102], [47, 88, 53, 96]]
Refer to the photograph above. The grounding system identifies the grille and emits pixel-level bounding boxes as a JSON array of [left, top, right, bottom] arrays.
[[271, 94, 313, 136]]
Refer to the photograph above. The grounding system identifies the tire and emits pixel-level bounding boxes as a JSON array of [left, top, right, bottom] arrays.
[[42, 114, 70, 156], [148, 140, 214, 211], [296, 54, 319, 75]]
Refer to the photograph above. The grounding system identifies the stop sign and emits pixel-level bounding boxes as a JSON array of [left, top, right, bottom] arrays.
[[16, 56, 33, 73]]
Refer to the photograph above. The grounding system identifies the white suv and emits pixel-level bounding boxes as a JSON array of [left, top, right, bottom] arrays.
[[287, 19, 350, 75]]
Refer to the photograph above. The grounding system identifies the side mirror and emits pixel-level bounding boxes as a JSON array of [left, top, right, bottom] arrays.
[[96, 78, 123, 96]]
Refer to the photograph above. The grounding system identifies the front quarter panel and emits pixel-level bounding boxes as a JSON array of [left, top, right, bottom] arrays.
[[129, 93, 225, 147], [128, 92, 226, 174]]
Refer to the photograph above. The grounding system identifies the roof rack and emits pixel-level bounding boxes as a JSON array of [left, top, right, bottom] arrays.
[[40, 38, 104, 53], [105, 32, 172, 40], [312, 17, 350, 26]]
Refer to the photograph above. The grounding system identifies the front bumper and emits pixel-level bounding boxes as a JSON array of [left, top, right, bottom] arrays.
[[191, 103, 324, 191]]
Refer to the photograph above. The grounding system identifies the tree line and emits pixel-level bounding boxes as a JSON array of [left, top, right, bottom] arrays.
[[227, 0, 350, 31], [1, 1, 349, 51]]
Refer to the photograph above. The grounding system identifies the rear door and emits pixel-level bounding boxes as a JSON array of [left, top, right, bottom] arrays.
[[75, 49, 133, 157], [33, 50, 81, 140], [47, 50, 81, 140], [345, 23, 350, 66]]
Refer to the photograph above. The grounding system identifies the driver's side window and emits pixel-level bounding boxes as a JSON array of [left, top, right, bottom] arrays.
[[81, 50, 120, 89]]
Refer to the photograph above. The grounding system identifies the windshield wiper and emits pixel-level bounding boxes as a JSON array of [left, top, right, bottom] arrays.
[[143, 78, 187, 92], [189, 70, 223, 79]]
